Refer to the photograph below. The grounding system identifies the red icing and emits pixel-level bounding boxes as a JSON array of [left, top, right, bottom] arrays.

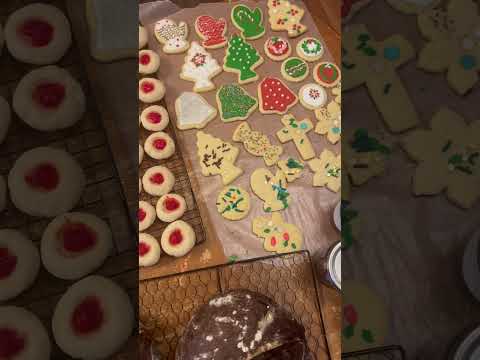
[[0, 247, 17, 280], [259, 77, 296, 113], [18, 18, 54, 47], [169, 229, 183, 246], [60, 222, 97, 253], [283, 232, 290, 241], [153, 138, 167, 150], [0, 328, 26, 358], [32, 83, 66, 109], [270, 236, 277, 246], [195, 15, 227, 47], [138, 208, 146, 222], [344, 304, 358, 325], [138, 242, 150, 257], [266, 37, 289, 57], [150, 173, 164, 185], [71, 296, 104, 335], [139, 53, 151, 65], [141, 81, 154, 93], [147, 111, 162, 124], [25, 163, 59, 191], [164, 197, 180, 211]]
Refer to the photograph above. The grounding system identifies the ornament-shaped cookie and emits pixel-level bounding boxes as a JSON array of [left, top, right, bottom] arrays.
[[154, 19, 189, 54], [250, 168, 290, 212], [223, 34, 264, 84], [253, 212, 303, 254]]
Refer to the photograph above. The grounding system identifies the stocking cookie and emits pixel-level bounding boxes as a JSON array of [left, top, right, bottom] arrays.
[[142, 166, 175, 196], [233, 122, 283, 166], [154, 19, 189, 54], [139, 77, 165, 103], [216, 84, 257, 122], [140, 105, 169, 132], [250, 168, 290, 212], [315, 100, 341, 144], [308, 149, 341, 192], [296, 37, 324, 62], [196, 131, 243, 185], [175, 92, 216, 130], [299, 83, 327, 110], [195, 15, 227, 49], [276, 114, 315, 160], [281, 57, 309, 82], [253, 212, 302, 253], [342, 24, 418, 132], [160, 220, 196, 257], [180, 41, 221, 93], [267, 0, 307, 38], [264, 36, 291, 61], [258, 77, 297, 114], [216, 186, 251, 221], [138, 201, 155, 231], [144, 131, 175, 160], [342, 0, 372, 23], [231, 4, 265, 40], [223, 34, 264, 84], [138, 49, 160, 74], [314, 62, 341, 88], [386, 0, 440, 14], [156, 193, 186, 222], [277, 157, 305, 182], [139, 233, 161, 267]]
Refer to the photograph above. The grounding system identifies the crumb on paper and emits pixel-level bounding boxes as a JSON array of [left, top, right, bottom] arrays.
[[200, 249, 212, 264]]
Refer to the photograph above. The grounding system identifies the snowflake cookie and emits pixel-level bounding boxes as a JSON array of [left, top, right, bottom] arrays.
[[308, 149, 341, 192], [223, 34, 264, 84]]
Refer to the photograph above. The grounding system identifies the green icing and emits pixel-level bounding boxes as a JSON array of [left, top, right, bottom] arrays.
[[231, 5, 265, 39], [300, 38, 322, 56], [284, 58, 307, 78], [286, 158, 304, 169], [225, 35, 262, 82], [350, 128, 391, 154], [218, 84, 257, 121]]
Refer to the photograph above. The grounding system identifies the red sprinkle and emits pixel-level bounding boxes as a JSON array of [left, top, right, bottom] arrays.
[[139, 53, 151, 65], [32, 83, 66, 109], [169, 229, 183, 245], [71, 296, 104, 335], [138, 208, 146, 222], [0, 328, 26, 358], [0, 247, 17, 280], [138, 242, 150, 257], [153, 138, 167, 150], [18, 18, 54, 47], [60, 222, 97, 253], [164, 197, 180, 212], [150, 173, 164, 185], [270, 236, 277, 246], [147, 111, 162, 124], [24, 163, 59, 191], [283, 232, 290, 241], [141, 81, 154, 93]]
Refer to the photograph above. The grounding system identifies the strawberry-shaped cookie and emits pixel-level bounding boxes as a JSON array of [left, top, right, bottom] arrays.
[[258, 77, 297, 114], [195, 15, 227, 49]]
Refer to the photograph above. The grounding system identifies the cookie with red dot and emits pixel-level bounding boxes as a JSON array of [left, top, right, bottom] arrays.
[[142, 165, 175, 196], [139, 49, 160, 75], [0, 230, 40, 301], [139, 77, 165, 103], [52, 276, 134, 359], [264, 36, 291, 61], [160, 220, 196, 257], [156, 193, 186, 222], [0, 96, 11, 144], [4, 3, 71, 65], [258, 77, 298, 114], [144, 131, 175, 160], [41, 212, 113, 280], [139, 25, 147, 49], [140, 104, 169, 132], [13, 66, 86, 131], [139, 178, 142, 193], [138, 233, 161, 267], [138, 201, 155, 231], [313, 62, 341, 88], [8, 146, 86, 217]]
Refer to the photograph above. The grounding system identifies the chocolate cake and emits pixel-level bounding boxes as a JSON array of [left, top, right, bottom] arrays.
[[176, 289, 308, 360]]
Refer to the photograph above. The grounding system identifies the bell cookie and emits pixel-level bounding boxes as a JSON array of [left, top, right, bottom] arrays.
[[253, 212, 303, 253], [250, 168, 290, 212], [276, 114, 315, 160], [258, 77, 298, 114], [154, 19, 189, 54], [308, 149, 341, 192], [223, 34, 264, 85], [156, 193, 186, 223], [281, 57, 309, 82], [216, 84, 257, 123], [175, 92, 216, 130], [142, 165, 175, 196], [160, 220, 196, 257]]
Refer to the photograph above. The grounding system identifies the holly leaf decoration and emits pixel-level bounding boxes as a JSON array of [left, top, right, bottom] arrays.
[[350, 128, 391, 154], [343, 324, 355, 339], [361, 329, 375, 343]]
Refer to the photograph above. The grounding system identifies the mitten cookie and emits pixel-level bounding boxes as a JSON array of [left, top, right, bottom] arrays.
[[154, 19, 189, 54], [195, 15, 227, 49]]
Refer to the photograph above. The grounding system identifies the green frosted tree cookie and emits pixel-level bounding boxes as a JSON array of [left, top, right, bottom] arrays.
[[231, 4, 265, 40], [223, 34, 264, 84], [216, 84, 258, 122]]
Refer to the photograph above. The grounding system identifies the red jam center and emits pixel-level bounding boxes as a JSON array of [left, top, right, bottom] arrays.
[[169, 229, 183, 246], [138, 242, 150, 257], [18, 18, 54, 47], [140, 54, 151, 65], [0, 328, 26, 358], [71, 296, 104, 335], [147, 111, 162, 124], [141, 81, 154, 93], [60, 222, 97, 253], [138, 208, 146, 222], [149, 173, 164, 185], [25, 163, 59, 191], [153, 138, 167, 150], [164, 197, 180, 212], [0, 248, 17, 280], [32, 83, 66, 109]]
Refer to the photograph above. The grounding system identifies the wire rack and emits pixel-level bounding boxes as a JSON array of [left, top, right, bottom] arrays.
[[342, 346, 406, 360]]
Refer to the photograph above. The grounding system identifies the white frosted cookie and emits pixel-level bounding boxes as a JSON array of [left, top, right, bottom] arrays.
[[160, 220, 195, 257], [138, 233, 161, 266], [5, 3, 71, 65], [8, 146, 86, 217], [175, 92, 217, 130], [0, 175, 6, 212], [139, 49, 160, 74], [139, 144, 144, 165], [41, 212, 113, 280], [296, 37, 324, 62], [156, 193, 186, 222], [144, 131, 175, 160], [154, 19, 190, 54], [52, 276, 134, 359], [0, 306, 50, 360], [0, 96, 11, 144], [139, 77, 165, 103], [139, 25, 147, 49], [13, 66, 86, 131], [142, 165, 175, 196], [0, 229, 40, 301], [138, 201, 155, 231], [299, 83, 327, 110], [140, 105, 169, 131]]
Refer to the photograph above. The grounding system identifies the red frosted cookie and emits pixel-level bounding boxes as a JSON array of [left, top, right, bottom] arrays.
[[195, 15, 228, 49], [258, 77, 298, 114], [138, 233, 161, 267], [138, 201, 155, 231], [264, 36, 291, 61], [144, 131, 175, 160], [156, 193, 186, 222], [160, 220, 195, 257], [140, 105, 169, 132]]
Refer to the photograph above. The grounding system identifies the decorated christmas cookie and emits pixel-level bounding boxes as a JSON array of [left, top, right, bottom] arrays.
[[216, 186, 251, 221], [142, 165, 175, 196], [138, 77, 165, 103], [175, 92, 217, 130], [233, 122, 283, 166], [277, 157, 305, 182], [195, 15, 227, 49], [276, 114, 315, 160], [160, 220, 196, 257], [314, 62, 341, 88], [223, 34, 264, 84], [281, 57, 309, 82], [264, 36, 291, 61], [156, 193, 186, 223], [138, 201, 156, 231], [138, 49, 160, 74], [154, 19, 189, 54], [250, 168, 290, 212], [140, 104, 169, 132], [139, 144, 144, 165], [296, 37, 324, 62], [267, 0, 307, 38], [216, 84, 258, 122], [0, 96, 11, 144], [315, 100, 341, 144], [139, 25, 147, 49], [196, 131, 243, 185], [253, 212, 302, 254], [139, 233, 161, 267], [342, 0, 372, 23], [258, 77, 298, 114], [231, 4, 266, 40], [402, 108, 480, 209], [144, 131, 175, 160], [386, 0, 441, 14], [180, 41, 222, 93], [308, 149, 341, 192], [298, 83, 327, 110]]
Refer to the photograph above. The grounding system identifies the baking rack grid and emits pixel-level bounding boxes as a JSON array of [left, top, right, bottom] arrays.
[[342, 346, 406, 360]]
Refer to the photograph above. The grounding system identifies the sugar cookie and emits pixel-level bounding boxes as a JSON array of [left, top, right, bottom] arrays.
[[216, 84, 257, 122], [276, 114, 315, 160], [267, 0, 307, 38], [281, 57, 309, 82], [296, 37, 324, 62], [315, 100, 341, 144], [142, 166, 175, 196], [156, 193, 186, 223], [160, 220, 196, 257], [253, 212, 302, 253], [386, 0, 440, 14], [144, 131, 175, 160], [139, 233, 161, 266], [175, 92, 216, 130], [138, 201, 156, 231], [139, 49, 160, 74], [0, 175, 6, 212], [139, 178, 142, 193], [277, 157, 305, 182], [309, 149, 341, 192], [138, 77, 165, 103], [342, 0, 372, 23], [154, 19, 189, 54], [0, 96, 11, 144], [258, 77, 297, 114], [299, 83, 327, 110], [314, 62, 341, 88], [250, 168, 290, 212], [216, 186, 250, 221], [264, 36, 291, 61], [195, 15, 227, 49], [139, 144, 144, 165], [231, 4, 266, 40], [139, 25, 147, 49], [140, 105, 169, 132], [223, 34, 264, 85]]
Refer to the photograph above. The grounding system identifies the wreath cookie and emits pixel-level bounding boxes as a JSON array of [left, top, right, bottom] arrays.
[[296, 37, 324, 62], [216, 186, 251, 221], [308, 149, 341, 192]]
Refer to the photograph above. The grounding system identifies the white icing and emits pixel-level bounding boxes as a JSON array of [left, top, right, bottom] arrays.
[[209, 294, 233, 307], [176, 92, 215, 128], [181, 42, 220, 91], [301, 84, 327, 109], [154, 19, 188, 52]]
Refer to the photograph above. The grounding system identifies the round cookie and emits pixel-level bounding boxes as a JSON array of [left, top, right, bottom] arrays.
[[139, 77, 165, 103], [138, 233, 161, 267], [140, 105, 169, 132], [139, 49, 160, 75], [138, 201, 155, 231], [281, 57, 309, 82], [264, 36, 291, 61], [0, 230, 40, 301], [5, 3, 71, 65], [216, 186, 250, 221], [13, 66, 86, 131], [52, 276, 134, 359], [139, 178, 142, 193], [41, 212, 113, 280], [0, 175, 6, 212], [0, 306, 51, 360], [139, 144, 144, 165], [156, 193, 186, 223], [314, 62, 341, 88], [0, 96, 11, 144], [160, 220, 195, 257], [296, 37, 324, 62], [139, 25, 148, 49], [8, 146, 85, 217], [143, 131, 175, 160], [142, 165, 175, 196], [299, 83, 327, 110]]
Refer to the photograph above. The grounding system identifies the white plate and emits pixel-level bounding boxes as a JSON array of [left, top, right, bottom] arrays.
[[463, 234, 480, 302], [333, 202, 341, 231], [451, 325, 480, 360]]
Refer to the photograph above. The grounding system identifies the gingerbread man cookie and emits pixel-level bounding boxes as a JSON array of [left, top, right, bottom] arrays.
[[231, 4, 266, 40], [276, 114, 315, 160], [223, 34, 264, 84], [315, 100, 341, 144], [195, 15, 227, 49], [309, 149, 341, 192], [253, 212, 303, 254], [267, 0, 307, 38], [277, 157, 305, 182], [250, 168, 290, 212], [258, 77, 298, 114], [154, 19, 189, 54], [216, 84, 257, 122]]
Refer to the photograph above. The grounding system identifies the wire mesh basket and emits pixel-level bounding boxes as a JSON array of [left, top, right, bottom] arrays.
[[342, 346, 406, 360]]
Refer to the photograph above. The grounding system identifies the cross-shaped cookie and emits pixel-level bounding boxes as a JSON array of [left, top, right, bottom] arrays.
[[276, 114, 315, 160]]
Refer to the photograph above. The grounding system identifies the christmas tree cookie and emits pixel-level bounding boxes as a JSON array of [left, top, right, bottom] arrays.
[[216, 84, 257, 122], [276, 114, 315, 160], [216, 186, 250, 221], [154, 19, 189, 54], [258, 77, 297, 114], [277, 157, 305, 182], [315, 100, 341, 144], [195, 15, 227, 49], [253, 212, 303, 254], [309, 149, 341, 192], [231, 4, 266, 40], [223, 34, 264, 84], [267, 0, 307, 38], [250, 168, 290, 212]]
